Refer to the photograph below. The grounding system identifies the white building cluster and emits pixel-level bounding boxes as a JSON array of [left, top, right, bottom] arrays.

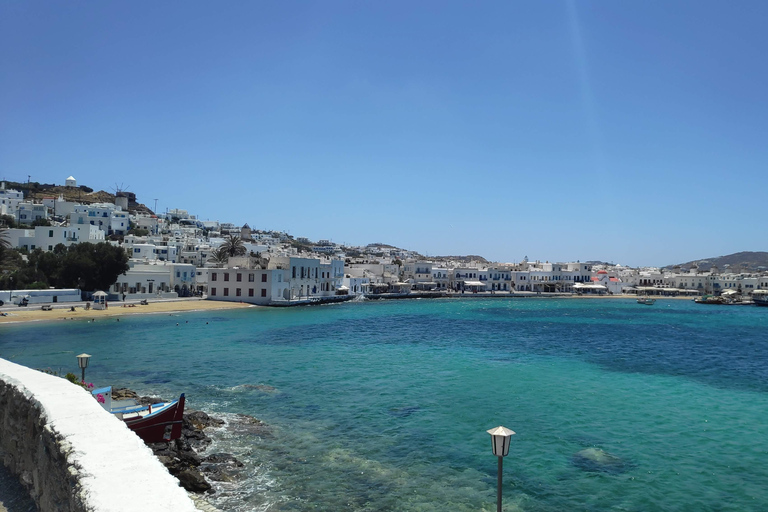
[[3, 178, 768, 304]]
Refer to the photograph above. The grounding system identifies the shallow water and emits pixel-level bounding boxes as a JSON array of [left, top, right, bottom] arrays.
[[2, 298, 767, 511]]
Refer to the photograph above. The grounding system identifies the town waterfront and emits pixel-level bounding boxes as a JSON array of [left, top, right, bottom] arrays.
[[2, 298, 768, 511]]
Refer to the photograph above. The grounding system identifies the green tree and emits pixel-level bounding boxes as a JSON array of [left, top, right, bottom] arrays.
[[28, 248, 62, 287], [58, 242, 129, 291], [31, 218, 52, 227], [0, 215, 16, 228]]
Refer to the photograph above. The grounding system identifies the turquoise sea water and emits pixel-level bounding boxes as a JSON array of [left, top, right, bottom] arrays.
[[2, 298, 768, 511]]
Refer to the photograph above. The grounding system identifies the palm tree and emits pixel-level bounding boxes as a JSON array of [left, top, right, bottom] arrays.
[[208, 246, 230, 267], [0, 226, 10, 264], [221, 234, 246, 258]]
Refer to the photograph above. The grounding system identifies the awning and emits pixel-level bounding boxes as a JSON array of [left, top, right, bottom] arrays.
[[463, 281, 485, 287]]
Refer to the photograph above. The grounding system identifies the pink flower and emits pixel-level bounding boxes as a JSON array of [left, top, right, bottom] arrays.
[[96, 394, 105, 404]]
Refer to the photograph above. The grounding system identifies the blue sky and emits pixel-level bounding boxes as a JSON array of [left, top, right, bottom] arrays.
[[2, 1, 766, 267]]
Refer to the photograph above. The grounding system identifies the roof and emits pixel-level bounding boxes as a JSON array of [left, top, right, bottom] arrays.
[[66, 175, 76, 180], [597, 270, 608, 274]]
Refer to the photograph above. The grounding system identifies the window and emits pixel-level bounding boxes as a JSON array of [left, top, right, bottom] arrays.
[[211, 288, 217, 296], [236, 288, 241, 296], [249, 289, 254, 297], [49, 230, 54, 237], [262, 274, 267, 282], [261, 289, 267, 297], [224, 288, 229, 296], [237, 273, 242, 282], [211, 273, 217, 281], [248, 274, 255, 282], [224, 273, 230, 281]]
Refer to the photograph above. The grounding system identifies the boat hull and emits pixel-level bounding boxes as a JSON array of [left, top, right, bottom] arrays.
[[123, 394, 186, 444]]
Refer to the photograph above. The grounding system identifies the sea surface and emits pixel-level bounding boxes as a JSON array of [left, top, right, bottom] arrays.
[[2, 298, 768, 511]]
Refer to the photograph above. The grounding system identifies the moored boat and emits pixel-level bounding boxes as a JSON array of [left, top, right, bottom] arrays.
[[92, 386, 186, 443], [694, 295, 726, 305], [637, 296, 655, 305], [752, 290, 768, 307]]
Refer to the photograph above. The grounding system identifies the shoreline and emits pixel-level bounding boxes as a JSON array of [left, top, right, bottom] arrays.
[[0, 294, 697, 326], [0, 298, 253, 326]]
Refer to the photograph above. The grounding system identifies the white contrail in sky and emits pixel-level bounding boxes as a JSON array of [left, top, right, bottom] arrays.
[[567, 0, 607, 176]]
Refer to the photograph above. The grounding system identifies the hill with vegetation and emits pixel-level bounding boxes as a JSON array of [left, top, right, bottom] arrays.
[[2, 180, 154, 215], [667, 252, 768, 272]]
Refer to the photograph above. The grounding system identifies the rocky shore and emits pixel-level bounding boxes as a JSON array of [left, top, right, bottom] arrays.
[[112, 388, 266, 494]]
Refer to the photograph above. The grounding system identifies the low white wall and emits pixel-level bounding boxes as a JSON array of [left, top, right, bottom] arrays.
[[0, 358, 197, 512]]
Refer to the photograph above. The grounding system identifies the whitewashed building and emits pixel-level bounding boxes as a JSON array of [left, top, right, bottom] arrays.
[[207, 268, 288, 305], [6, 225, 105, 251]]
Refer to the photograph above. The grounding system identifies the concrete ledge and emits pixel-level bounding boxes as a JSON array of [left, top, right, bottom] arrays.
[[0, 358, 197, 512]]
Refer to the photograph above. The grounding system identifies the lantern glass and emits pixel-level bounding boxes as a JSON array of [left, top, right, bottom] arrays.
[[76, 353, 91, 369], [487, 426, 515, 457]]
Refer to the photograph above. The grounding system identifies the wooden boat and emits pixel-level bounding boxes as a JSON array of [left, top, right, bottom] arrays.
[[92, 387, 186, 443], [637, 296, 655, 305]]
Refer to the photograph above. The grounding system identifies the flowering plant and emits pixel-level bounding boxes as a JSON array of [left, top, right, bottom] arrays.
[[96, 393, 105, 404], [64, 373, 95, 391]]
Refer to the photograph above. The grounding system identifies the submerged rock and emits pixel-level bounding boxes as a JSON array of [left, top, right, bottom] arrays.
[[572, 447, 631, 474]]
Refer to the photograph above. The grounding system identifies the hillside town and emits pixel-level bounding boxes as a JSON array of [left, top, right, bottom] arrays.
[[1, 177, 767, 306]]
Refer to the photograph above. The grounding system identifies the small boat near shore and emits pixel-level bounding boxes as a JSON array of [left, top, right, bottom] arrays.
[[637, 296, 656, 305], [92, 386, 186, 443], [752, 290, 768, 307]]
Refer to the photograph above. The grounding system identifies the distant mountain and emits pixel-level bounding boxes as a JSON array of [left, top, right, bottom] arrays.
[[666, 252, 768, 273]]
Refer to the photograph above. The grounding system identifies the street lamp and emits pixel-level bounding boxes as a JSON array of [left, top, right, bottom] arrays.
[[487, 425, 515, 512], [76, 353, 91, 382]]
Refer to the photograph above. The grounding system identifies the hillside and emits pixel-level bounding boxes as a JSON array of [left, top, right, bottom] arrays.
[[3, 181, 154, 215], [667, 252, 768, 272]]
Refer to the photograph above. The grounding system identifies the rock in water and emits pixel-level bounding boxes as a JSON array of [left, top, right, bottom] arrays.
[[572, 447, 630, 474], [175, 468, 212, 493]]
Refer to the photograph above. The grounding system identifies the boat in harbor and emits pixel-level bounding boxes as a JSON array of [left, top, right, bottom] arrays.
[[694, 295, 727, 305], [92, 386, 186, 443], [637, 296, 656, 305], [752, 290, 768, 307]]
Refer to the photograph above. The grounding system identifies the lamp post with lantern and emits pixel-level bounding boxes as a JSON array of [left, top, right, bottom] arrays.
[[487, 425, 515, 512], [76, 353, 91, 383]]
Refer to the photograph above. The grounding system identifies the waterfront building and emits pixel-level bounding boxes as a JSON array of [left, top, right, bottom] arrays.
[[207, 267, 289, 305], [111, 261, 196, 299], [431, 267, 450, 290]]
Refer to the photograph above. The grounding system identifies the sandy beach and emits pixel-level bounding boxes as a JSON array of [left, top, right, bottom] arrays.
[[0, 299, 252, 325]]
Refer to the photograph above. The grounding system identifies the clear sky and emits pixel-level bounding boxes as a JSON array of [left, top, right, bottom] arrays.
[[2, 1, 766, 267]]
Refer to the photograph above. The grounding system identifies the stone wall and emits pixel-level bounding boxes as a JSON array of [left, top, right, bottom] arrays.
[[0, 358, 197, 512]]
